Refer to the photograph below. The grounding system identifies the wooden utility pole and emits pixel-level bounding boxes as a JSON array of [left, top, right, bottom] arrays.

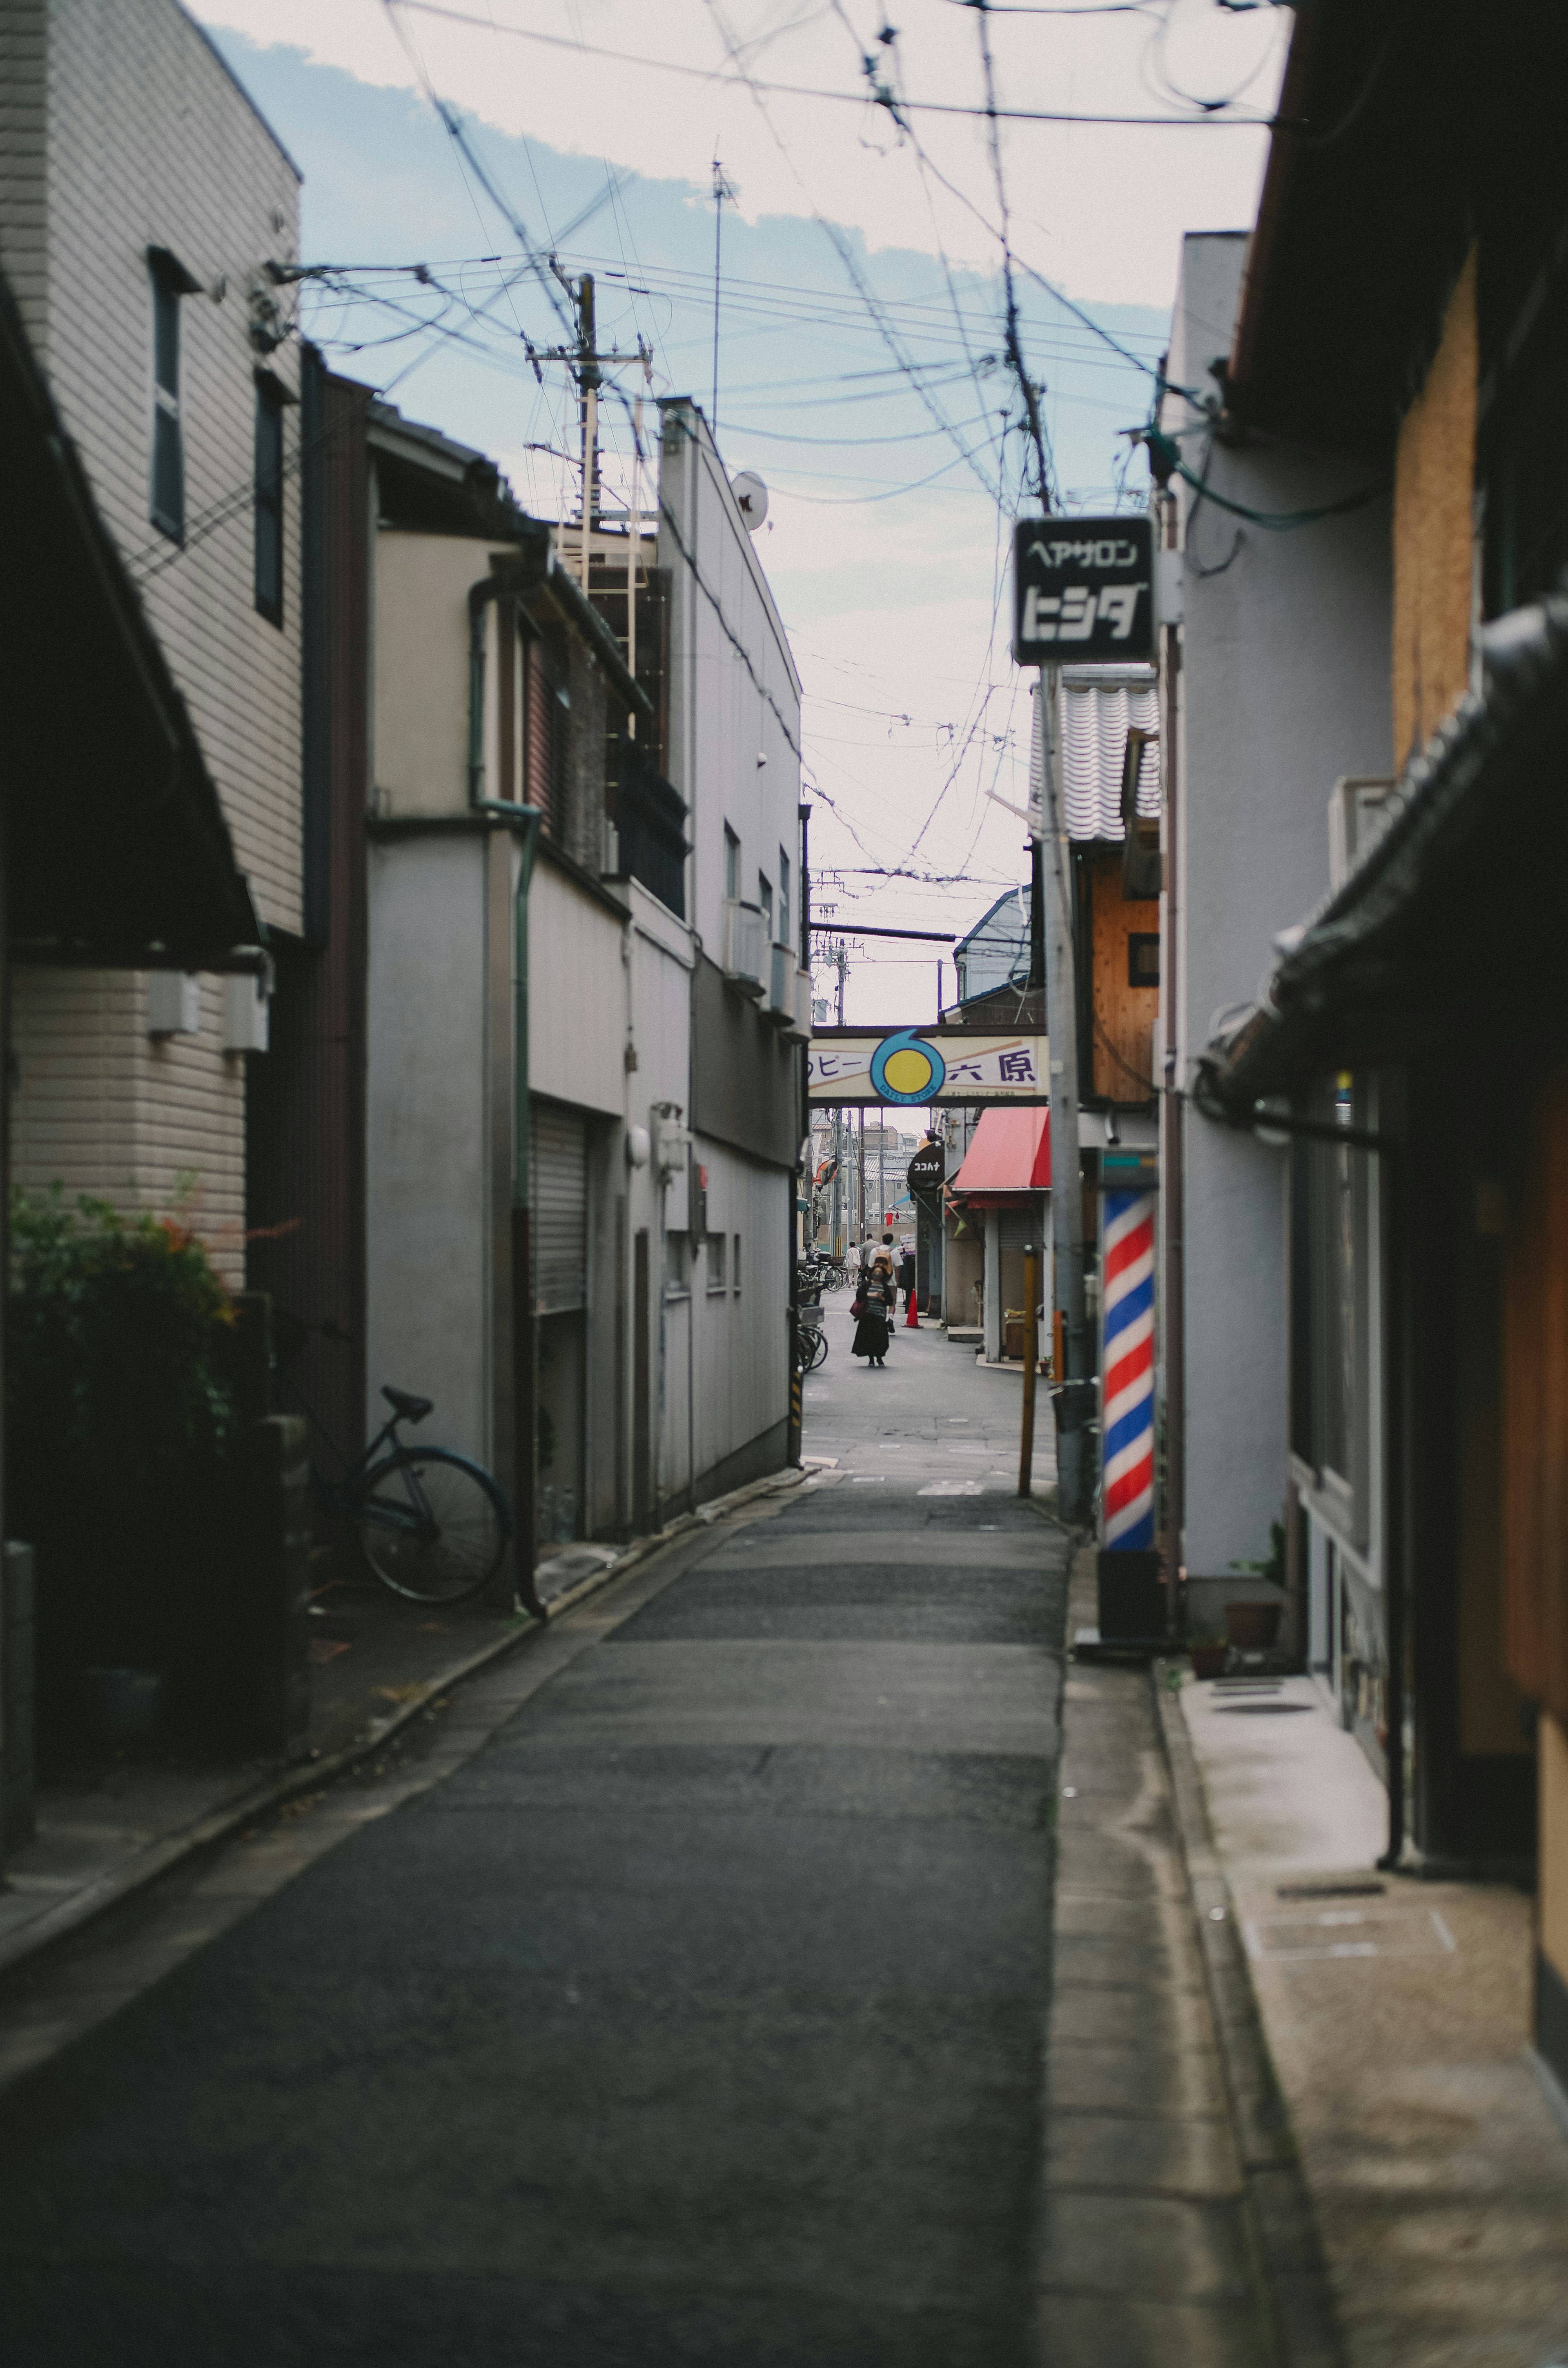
[[577, 273, 598, 590], [1034, 671, 1092, 1520]]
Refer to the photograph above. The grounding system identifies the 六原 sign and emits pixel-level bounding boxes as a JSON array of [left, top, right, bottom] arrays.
[[808, 1029, 1049, 1107], [1012, 513, 1155, 664]]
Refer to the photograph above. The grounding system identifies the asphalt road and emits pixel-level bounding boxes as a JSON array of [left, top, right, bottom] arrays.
[[0, 1306, 1068, 2365]]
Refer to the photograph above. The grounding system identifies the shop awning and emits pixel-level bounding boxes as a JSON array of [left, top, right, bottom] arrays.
[[949, 1106, 1051, 1204], [0, 269, 261, 969]]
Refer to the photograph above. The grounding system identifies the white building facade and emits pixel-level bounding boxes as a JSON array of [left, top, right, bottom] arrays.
[[1160, 230, 1393, 1626]]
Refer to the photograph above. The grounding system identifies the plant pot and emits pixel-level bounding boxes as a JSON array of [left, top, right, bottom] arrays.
[[1190, 1643, 1228, 1680], [80, 1666, 165, 1742], [1224, 1599, 1282, 1652]]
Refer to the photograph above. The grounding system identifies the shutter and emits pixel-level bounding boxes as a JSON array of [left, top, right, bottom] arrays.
[[532, 1102, 588, 1313], [1001, 1204, 1044, 1264]]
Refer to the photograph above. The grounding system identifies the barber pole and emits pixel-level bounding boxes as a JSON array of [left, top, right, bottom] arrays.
[[1101, 1189, 1156, 1551]]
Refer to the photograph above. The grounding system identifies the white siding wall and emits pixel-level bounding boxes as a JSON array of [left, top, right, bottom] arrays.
[[0, 0, 303, 1280]]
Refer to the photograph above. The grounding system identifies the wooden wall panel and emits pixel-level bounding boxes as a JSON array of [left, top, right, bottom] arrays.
[[1392, 247, 1477, 768], [1088, 853, 1158, 1104], [1503, 1062, 1568, 1723]]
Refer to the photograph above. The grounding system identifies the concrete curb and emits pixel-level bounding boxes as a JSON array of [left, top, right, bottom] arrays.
[[1151, 1660, 1346, 2368], [0, 1463, 809, 1985]]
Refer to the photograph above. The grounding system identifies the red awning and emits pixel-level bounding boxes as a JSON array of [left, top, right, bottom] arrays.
[[948, 1106, 1051, 1203]]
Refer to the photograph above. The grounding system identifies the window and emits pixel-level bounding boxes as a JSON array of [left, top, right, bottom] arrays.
[[733, 1232, 742, 1294], [758, 873, 773, 941], [778, 848, 791, 945], [664, 1230, 690, 1299], [1290, 1073, 1373, 1541], [724, 825, 740, 900], [254, 377, 285, 624], [148, 252, 189, 541], [706, 1232, 728, 1291], [1127, 932, 1159, 988]]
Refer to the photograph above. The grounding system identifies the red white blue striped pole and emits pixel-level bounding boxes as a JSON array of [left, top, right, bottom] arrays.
[[1101, 1188, 1156, 1551]]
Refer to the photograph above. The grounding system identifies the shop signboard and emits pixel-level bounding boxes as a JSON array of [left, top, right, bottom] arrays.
[[808, 1028, 1049, 1107]]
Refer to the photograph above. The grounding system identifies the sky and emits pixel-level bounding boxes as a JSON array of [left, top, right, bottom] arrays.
[[194, 0, 1286, 1024]]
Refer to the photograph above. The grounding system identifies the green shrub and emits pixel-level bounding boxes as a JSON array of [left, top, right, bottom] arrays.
[[7, 1190, 241, 1711]]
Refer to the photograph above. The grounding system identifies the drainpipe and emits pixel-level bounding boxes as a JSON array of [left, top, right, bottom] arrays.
[[469, 576, 546, 1617]]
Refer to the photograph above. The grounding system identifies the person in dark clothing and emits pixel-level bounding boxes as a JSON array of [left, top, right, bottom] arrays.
[[851, 1255, 896, 1368], [898, 1247, 916, 1310]]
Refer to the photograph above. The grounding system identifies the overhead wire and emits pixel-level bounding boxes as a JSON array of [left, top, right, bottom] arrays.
[[392, 0, 1281, 123]]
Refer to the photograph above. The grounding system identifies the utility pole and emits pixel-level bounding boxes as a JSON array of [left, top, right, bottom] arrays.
[[831, 938, 848, 1255], [543, 267, 641, 593], [577, 273, 598, 590], [1034, 671, 1092, 1520]]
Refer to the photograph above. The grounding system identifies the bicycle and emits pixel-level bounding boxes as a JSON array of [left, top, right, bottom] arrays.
[[306, 1383, 513, 1605], [791, 1307, 829, 1373]]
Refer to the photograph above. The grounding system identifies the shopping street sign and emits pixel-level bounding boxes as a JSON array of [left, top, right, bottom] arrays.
[[1012, 514, 1155, 664], [808, 1028, 1049, 1107]]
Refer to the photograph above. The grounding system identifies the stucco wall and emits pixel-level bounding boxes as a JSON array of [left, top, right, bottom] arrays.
[[1166, 231, 1394, 1577], [365, 836, 492, 1466], [374, 531, 484, 820], [658, 401, 803, 964]]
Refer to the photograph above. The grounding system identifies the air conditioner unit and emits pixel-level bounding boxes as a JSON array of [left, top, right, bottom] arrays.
[[1327, 776, 1397, 893], [223, 972, 269, 1053], [722, 898, 766, 992], [147, 971, 200, 1038]]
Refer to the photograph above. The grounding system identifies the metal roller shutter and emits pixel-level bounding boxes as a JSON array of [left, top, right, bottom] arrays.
[[532, 1102, 588, 1313]]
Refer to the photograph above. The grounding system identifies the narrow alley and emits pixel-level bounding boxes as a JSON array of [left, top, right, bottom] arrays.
[[0, 1304, 1284, 2366]]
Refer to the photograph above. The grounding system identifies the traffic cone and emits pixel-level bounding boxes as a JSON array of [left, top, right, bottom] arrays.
[[905, 1287, 919, 1328]]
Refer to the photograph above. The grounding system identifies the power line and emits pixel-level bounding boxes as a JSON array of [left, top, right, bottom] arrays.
[[393, 0, 1280, 123]]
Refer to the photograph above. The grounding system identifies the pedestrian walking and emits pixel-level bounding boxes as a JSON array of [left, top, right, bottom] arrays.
[[851, 1254, 896, 1369], [898, 1246, 916, 1311]]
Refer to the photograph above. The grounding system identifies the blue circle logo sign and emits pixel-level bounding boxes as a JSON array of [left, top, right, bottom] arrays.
[[869, 1029, 947, 1106]]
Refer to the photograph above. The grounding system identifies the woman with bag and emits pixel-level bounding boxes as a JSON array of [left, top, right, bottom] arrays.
[[851, 1253, 895, 1369]]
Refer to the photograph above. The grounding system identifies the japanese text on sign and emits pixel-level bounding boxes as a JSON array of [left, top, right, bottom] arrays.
[[1011, 512, 1156, 664]]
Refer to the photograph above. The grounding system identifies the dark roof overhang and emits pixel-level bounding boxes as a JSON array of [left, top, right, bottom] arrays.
[[1198, 595, 1568, 1115], [0, 270, 261, 970], [1228, 2, 1479, 461]]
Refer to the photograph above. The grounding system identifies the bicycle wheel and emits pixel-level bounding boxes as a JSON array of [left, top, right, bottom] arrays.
[[354, 1446, 510, 1603], [808, 1326, 829, 1371]]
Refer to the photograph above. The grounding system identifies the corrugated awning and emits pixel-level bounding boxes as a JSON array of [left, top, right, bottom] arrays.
[[949, 1106, 1051, 1202], [1058, 664, 1161, 843], [1, 268, 261, 970]]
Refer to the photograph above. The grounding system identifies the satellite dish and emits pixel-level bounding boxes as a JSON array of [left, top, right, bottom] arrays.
[[731, 470, 768, 530]]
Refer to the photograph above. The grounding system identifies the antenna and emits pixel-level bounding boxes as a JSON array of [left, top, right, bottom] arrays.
[[711, 156, 738, 435]]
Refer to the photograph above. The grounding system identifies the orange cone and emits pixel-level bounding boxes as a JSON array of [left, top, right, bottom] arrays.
[[905, 1287, 919, 1327]]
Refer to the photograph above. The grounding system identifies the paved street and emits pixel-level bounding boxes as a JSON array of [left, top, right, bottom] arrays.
[[0, 1302, 1271, 2365]]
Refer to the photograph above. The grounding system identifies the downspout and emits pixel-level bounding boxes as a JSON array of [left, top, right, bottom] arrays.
[[469, 575, 547, 1617]]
